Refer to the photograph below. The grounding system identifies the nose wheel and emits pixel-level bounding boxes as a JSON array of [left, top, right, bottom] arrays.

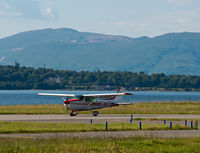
[[92, 111, 99, 116], [70, 111, 78, 116]]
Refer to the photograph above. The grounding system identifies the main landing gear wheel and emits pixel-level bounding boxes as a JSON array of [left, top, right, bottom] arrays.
[[92, 111, 99, 116], [70, 111, 78, 116]]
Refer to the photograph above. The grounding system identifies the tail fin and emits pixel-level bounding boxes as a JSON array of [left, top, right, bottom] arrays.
[[117, 86, 125, 93], [114, 86, 125, 102]]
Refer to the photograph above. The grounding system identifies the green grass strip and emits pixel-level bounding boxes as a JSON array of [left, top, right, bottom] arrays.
[[0, 121, 195, 134], [1, 137, 200, 153], [1, 102, 200, 114]]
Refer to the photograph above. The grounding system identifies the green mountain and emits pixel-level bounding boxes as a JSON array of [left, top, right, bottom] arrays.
[[0, 28, 200, 75]]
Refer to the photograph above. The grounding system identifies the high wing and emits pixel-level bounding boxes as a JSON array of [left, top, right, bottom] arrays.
[[83, 93, 132, 98], [37, 93, 75, 97], [38, 92, 132, 98]]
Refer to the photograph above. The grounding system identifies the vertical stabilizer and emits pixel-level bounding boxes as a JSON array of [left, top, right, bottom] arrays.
[[114, 86, 125, 102]]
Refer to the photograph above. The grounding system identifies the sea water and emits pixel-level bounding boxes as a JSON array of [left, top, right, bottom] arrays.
[[0, 90, 200, 105]]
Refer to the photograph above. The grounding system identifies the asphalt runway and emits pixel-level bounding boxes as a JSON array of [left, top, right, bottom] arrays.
[[1, 114, 200, 138], [0, 114, 200, 123]]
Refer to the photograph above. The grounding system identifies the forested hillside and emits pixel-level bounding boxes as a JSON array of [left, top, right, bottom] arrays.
[[1, 28, 200, 75], [0, 64, 200, 90]]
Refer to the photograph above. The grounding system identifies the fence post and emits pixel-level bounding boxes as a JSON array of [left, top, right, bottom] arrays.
[[130, 114, 133, 123], [139, 121, 142, 130], [185, 120, 187, 126], [191, 121, 193, 129], [170, 121, 172, 129], [105, 121, 108, 131]]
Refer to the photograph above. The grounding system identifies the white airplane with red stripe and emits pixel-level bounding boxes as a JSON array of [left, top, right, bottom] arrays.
[[38, 87, 132, 116]]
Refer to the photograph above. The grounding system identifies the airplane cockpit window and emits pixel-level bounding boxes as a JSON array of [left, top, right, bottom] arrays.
[[75, 95, 84, 101], [75, 95, 96, 102], [85, 97, 96, 102], [85, 97, 90, 102]]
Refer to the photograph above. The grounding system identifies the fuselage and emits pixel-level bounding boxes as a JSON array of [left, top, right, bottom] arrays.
[[65, 99, 119, 111]]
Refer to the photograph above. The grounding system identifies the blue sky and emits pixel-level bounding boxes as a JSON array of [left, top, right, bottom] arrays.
[[0, 0, 200, 38]]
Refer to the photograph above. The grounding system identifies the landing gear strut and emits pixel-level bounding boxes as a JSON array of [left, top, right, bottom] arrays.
[[70, 111, 78, 116], [92, 111, 99, 116]]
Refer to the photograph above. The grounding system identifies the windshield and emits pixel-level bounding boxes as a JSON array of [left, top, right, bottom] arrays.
[[74, 95, 84, 101], [85, 97, 96, 102], [74, 95, 97, 102]]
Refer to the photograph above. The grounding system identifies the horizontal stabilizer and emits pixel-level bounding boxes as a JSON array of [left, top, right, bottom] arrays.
[[83, 93, 132, 98]]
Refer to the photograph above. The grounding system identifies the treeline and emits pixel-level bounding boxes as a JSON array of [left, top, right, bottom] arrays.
[[0, 64, 200, 90]]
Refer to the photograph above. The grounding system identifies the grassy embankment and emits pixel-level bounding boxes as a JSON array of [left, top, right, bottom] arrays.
[[0, 121, 194, 134], [1, 137, 200, 153], [0, 102, 200, 114]]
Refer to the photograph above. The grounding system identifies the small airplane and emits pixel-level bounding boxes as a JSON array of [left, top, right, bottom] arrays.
[[38, 87, 132, 116]]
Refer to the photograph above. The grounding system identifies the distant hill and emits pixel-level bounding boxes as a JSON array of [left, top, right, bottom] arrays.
[[0, 28, 200, 75]]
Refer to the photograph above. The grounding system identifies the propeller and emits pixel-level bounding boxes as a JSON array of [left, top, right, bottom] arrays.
[[58, 98, 69, 113], [63, 98, 70, 111]]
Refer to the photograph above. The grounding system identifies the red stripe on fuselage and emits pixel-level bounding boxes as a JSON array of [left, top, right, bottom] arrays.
[[71, 102, 118, 107], [64, 99, 80, 104]]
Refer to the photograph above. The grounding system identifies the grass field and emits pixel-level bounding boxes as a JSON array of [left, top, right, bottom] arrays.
[[1, 137, 200, 153], [0, 121, 194, 134], [1, 102, 200, 114]]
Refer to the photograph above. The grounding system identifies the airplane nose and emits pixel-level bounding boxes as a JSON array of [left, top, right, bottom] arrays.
[[64, 100, 70, 104], [64, 103, 69, 111]]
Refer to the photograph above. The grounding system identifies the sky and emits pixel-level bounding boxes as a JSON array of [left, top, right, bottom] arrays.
[[0, 0, 200, 38]]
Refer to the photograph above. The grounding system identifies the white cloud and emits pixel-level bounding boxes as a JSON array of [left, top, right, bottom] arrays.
[[0, 2, 22, 17], [167, 0, 193, 6], [102, 10, 200, 37], [34, 0, 57, 20], [0, 10, 21, 17], [42, 1, 57, 20], [3, 3, 11, 10], [0, 0, 57, 20], [0, 57, 6, 63], [153, 11, 196, 25]]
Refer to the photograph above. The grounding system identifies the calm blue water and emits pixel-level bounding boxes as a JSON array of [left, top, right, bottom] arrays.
[[0, 90, 200, 105]]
